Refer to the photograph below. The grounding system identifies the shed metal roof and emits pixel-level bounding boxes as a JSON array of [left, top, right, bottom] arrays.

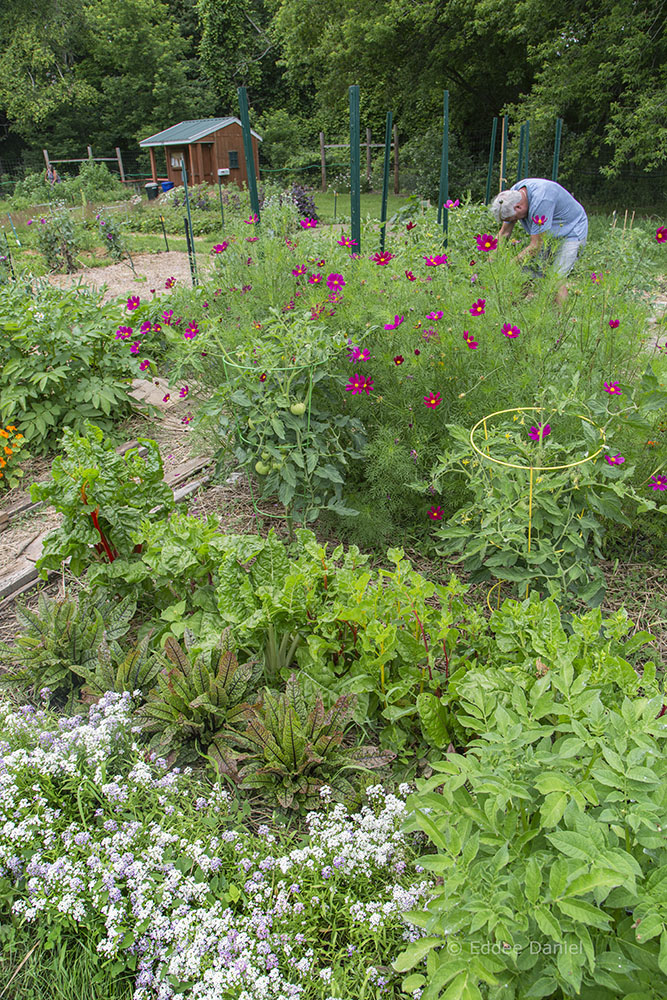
[[139, 118, 262, 147]]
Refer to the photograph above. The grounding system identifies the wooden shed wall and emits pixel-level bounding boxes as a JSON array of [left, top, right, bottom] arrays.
[[161, 123, 260, 189]]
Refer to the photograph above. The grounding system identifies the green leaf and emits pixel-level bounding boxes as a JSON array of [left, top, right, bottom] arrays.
[[392, 937, 440, 972]]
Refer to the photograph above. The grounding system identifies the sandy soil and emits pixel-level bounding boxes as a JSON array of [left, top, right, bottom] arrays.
[[47, 251, 214, 303]]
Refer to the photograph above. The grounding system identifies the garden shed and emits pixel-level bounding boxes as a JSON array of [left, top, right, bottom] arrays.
[[139, 118, 262, 189]]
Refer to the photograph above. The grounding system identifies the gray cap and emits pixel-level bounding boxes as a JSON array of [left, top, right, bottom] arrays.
[[490, 189, 523, 224]]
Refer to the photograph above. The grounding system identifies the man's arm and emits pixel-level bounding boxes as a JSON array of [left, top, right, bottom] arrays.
[[516, 233, 542, 260], [497, 221, 515, 241]]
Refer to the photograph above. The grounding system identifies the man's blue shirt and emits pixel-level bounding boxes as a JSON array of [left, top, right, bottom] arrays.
[[512, 179, 588, 241]]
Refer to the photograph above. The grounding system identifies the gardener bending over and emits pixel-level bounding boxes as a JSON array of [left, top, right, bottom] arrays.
[[491, 178, 588, 303]]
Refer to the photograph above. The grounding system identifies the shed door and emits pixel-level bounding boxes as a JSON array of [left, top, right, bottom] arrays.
[[202, 143, 213, 180]]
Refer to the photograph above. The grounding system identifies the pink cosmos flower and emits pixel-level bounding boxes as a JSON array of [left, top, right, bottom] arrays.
[[502, 323, 520, 338], [428, 506, 444, 520], [327, 273, 345, 292], [292, 264, 307, 276], [300, 218, 318, 228], [337, 235, 358, 247], [650, 474, 666, 490], [139, 360, 150, 371], [179, 386, 189, 399], [445, 199, 459, 209], [423, 392, 441, 408], [347, 345, 369, 362], [384, 315, 405, 330], [212, 243, 228, 253], [529, 423, 551, 441], [532, 215, 546, 226], [655, 227, 666, 244], [162, 310, 173, 325], [463, 331, 478, 350], [165, 276, 176, 289], [604, 382, 621, 395], [591, 273, 601, 284], [162, 393, 171, 402], [244, 214, 258, 224], [345, 373, 373, 395], [115, 326, 132, 340], [140, 320, 152, 334], [608, 319, 619, 328], [424, 254, 448, 266], [308, 273, 322, 284], [371, 251, 395, 265], [184, 322, 199, 340], [427, 311, 444, 321], [130, 342, 141, 354], [247, 236, 258, 242], [127, 296, 140, 311], [405, 270, 416, 281], [605, 454, 625, 465], [476, 234, 498, 252], [181, 413, 193, 425], [469, 299, 486, 316]]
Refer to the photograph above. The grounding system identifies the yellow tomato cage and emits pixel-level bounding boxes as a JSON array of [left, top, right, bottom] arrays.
[[468, 407, 607, 610]]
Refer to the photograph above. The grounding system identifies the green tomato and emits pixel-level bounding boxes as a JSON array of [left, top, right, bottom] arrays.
[[261, 450, 271, 460], [255, 461, 270, 475], [290, 402, 307, 416]]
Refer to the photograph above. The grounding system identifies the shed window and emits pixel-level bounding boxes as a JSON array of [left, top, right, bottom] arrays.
[[229, 150, 239, 169], [170, 153, 183, 168]]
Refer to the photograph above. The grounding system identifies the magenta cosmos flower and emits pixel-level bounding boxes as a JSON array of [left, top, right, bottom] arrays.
[[139, 360, 151, 371], [327, 273, 345, 292], [115, 326, 132, 340], [347, 345, 370, 362], [130, 341, 141, 354], [179, 386, 189, 399], [162, 310, 173, 325], [476, 234, 498, 252], [463, 331, 478, 350], [469, 299, 486, 316], [212, 242, 228, 253], [502, 323, 520, 338], [428, 506, 444, 520], [384, 315, 405, 330], [337, 235, 358, 247], [608, 319, 619, 328], [427, 311, 443, 321], [604, 381, 621, 395], [126, 295, 140, 311], [165, 276, 176, 289], [394, 355, 404, 365], [405, 270, 416, 281], [299, 218, 318, 228], [591, 273, 601, 284], [345, 373, 373, 395], [424, 254, 448, 266], [445, 199, 459, 209], [532, 215, 546, 226], [292, 264, 307, 277], [244, 214, 258, 224], [371, 251, 395, 265], [423, 392, 442, 409], [184, 322, 199, 340], [655, 227, 666, 243], [650, 474, 666, 490], [605, 454, 625, 465], [406, 221, 416, 231], [529, 423, 551, 441], [308, 273, 322, 284]]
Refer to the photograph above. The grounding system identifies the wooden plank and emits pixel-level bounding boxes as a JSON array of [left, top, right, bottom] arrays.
[[164, 455, 212, 487]]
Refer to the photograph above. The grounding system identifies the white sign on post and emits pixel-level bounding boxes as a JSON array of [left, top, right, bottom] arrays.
[[217, 168, 230, 177]]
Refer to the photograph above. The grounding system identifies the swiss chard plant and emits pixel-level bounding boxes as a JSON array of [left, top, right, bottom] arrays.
[[31, 422, 174, 580], [395, 667, 667, 1000]]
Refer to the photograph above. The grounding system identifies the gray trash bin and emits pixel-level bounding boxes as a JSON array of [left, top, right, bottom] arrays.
[[145, 182, 159, 201]]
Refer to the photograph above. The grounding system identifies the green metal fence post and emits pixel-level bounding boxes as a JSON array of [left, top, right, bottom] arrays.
[[552, 118, 563, 182], [485, 117, 498, 205], [437, 91, 449, 241], [500, 116, 509, 189], [349, 85, 361, 253], [379, 111, 393, 253], [180, 159, 198, 285], [237, 86, 261, 223], [516, 124, 525, 183], [524, 119, 530, 177]]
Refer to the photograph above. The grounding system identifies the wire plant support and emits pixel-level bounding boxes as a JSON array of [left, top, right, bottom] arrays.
[[469, 407, 606, 607]]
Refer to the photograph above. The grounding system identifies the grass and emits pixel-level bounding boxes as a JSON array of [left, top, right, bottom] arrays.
[[311, 190, 408, 223], [0, 936, 134, 1000]]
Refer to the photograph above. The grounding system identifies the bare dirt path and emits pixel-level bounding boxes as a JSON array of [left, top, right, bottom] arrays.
[[47, 251, 214, 303]]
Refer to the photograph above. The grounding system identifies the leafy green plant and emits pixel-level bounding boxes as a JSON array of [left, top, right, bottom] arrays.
[[95, 210, 127, 263], [0, 284, 141, 452], [227, 673, 393, 813], [134, 629, 260, 764], [77, 631, 162, 703], [31, 201, 80, 272], [395, 670, 667, 1000], [32, 422, 174, 579], [0, 591, 136, 700]]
